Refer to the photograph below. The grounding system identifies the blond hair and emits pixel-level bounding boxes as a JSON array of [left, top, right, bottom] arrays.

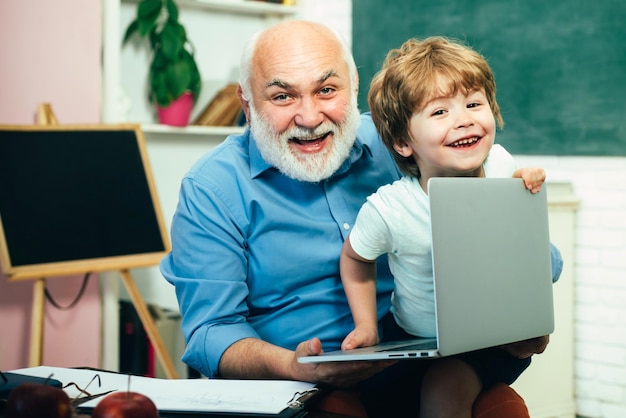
[[368, 36, 504, 177]]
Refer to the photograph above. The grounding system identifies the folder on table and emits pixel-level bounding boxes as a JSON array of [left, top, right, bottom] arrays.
[[10, 366, 320, 418]]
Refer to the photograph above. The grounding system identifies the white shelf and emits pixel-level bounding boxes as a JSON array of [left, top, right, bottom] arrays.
[[141, 124, 245, 137], [122, 0, 299, 17], [184, 0, 298, 16]]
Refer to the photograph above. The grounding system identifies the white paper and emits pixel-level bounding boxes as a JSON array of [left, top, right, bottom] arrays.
[[11, 366, 316, 414]]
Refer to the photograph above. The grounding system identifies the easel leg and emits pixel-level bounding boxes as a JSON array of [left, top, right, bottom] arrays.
[[29, 278, 46, 367], [119, 269, 179, 379], [27, 103, 56, 367]]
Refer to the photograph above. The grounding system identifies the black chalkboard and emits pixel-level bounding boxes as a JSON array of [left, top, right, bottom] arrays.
[[0, 125, 169, 280], [353, 0, 626, 156]]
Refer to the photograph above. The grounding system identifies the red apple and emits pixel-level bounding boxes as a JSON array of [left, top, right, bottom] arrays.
[[5, 382, 71, 418], [91, 391, 158, 418]]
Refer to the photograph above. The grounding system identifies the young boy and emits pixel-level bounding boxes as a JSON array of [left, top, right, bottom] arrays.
[[340, 37, 561, 418]]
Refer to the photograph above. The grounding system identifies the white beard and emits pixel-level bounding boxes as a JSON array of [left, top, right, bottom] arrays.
[[249, 97, 360, 183]]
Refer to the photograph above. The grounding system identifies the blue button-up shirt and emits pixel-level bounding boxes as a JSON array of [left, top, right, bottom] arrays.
[[160, 113, 401, 377]]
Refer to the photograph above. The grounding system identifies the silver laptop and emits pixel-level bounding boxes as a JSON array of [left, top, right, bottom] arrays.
[[298, 177, 555, 363]]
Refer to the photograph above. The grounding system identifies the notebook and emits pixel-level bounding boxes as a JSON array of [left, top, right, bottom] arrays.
[[298, 177, 555, 363]]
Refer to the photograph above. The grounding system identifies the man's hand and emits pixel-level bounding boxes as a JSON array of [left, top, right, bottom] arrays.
[[512, 167, 546, 194], [293, 338, 396, 388], [500, 335, 550, 359]]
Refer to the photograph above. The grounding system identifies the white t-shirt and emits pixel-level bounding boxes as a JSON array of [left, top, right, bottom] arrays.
[[349, 144, 518, 337]]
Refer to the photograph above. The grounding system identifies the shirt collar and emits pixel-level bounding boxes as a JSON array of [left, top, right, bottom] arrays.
[[248, 129, 273, 179]]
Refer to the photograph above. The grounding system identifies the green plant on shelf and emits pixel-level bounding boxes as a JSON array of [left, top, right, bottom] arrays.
[[123, 0, 202, 108]]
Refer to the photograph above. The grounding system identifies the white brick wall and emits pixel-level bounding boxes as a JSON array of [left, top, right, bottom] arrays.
[[303, 2, 626, 416], [516, 155, 626, 418]]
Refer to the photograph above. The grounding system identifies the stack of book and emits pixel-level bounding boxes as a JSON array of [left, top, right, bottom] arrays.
[[192, 83, 244, 127]]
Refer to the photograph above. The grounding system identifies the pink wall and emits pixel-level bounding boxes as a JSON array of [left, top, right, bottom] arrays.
[[0, 0, 102, 124], [0, 0, 102, 370]]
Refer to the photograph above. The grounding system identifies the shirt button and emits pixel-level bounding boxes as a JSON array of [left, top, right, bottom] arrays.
[[343, 223, 350, 230]]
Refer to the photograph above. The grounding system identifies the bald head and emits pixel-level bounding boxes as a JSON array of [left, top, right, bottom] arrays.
[[239, 21, 357, 101], [260, 20, 336, 47]]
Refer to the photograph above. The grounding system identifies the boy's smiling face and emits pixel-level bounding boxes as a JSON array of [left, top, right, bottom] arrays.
[[394, 81, 496, 190]]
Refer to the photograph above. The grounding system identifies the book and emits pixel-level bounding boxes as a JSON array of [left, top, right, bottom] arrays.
[[192, 83, 242, 127]]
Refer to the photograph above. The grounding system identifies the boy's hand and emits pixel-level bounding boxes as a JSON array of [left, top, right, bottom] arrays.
[[512, 167, 546, 194], [341, 326, 379, 350]]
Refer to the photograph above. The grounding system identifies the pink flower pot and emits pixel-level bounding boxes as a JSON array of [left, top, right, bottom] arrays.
[[156, 91, 194, 127]]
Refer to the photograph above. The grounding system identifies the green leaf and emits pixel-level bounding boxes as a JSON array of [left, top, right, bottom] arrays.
[[166, 58, 191, 99], [176, 22, 187, 44], [137, 18, 157, 38], [183, 49, 202, 101], [151, 49, 167, 70], [149, 68, 171, 106], [148, 28, 160, 50], [138, 0, 162, 19], [137, 0, 161, 36], [122, 19, 139, 44], [165, 0, 179, 22], [159, 21, 184, 60]]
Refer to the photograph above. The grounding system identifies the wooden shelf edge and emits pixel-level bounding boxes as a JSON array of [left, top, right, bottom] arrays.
[[122, 0, 299, 16], [141, 124, 246, 137]]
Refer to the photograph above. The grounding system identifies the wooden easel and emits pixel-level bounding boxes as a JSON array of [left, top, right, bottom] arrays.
[[28, 104, 179, 379]]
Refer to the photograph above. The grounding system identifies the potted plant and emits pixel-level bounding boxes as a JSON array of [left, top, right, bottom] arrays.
[[123, 0, 202, 126]]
